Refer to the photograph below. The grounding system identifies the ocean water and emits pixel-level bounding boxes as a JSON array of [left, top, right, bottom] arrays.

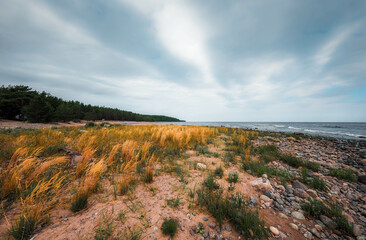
[[125, 122, 366, 140]]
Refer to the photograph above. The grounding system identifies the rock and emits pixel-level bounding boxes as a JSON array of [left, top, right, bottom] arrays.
[[197, 163, 207, 170], [262, 174, 268, 179], [251, 178, 274, 192], [276, 198, 284, 205], [320, 215, 337, 229], [263, 190, 272, 198], [306, 189, 318, 198], [294, 189, 310, 199], [203, 232, 209, 238], [270, 226, 280, 235], [359, 175, 366, 184], [190, 229, 195, 236], [279, 213, 288, 219], [311, 228, 321, 238], [250, 196, 257, 206], [292, 211, 305, 220], [287, 137, 296, 141], [260, 195, 272, 203], [293, 180, 308, 191], [203, 217, 208, 221], [289, 223, 298, 230], [354, 224, 362, 236], [225, 225, 232, 232], [314, 224, 322, 231], [304, 231, 312, 239], [360, 185, 366, 193], [208, 222, 216, 229]]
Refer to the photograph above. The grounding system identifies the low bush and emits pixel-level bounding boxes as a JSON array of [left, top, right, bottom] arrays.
[[214, 166, 224, 178], [301, 199, 328, 218], [166, 196, 180, 208], [203, 174, 220, 191], [329, 168, 356, 182], [161, 218, 178, 237], [309, 177, 327, 191], [8, 215, 36, 240], [70, 192, 88, 212], [227, 172, 239, 184]]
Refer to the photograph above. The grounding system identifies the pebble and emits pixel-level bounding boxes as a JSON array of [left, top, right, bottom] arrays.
[[203, 217, 208, 221], [304, 231, 312, 239], [208, 222, 216, 229], [291, 211, 305, 220], [270, 226, 280, 235], [289, 223, 298, 230]]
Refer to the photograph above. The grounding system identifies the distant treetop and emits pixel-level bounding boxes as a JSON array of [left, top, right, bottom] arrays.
[[0, 85, 183, 123]]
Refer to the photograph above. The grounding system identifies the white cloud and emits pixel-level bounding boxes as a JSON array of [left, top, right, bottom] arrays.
[[118, 0, 215, 84]]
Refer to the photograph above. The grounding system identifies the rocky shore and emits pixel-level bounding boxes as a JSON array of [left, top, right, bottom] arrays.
[[251, 135, 366, 239]]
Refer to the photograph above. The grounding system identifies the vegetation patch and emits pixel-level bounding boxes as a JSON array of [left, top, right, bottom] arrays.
[[8, 215, 36, 240], [70, 192, 88, 212], [161, 218, 178, 237], [214, 166, 224, 178], [329, 168, 357, 182]]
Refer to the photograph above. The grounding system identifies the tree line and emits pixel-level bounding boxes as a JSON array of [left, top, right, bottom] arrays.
[[0, 85, 182, 123]]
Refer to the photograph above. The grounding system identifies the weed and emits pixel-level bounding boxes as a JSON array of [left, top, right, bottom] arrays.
[[120, 227, 143, 240], [142, 168, 154, 183], [161, 218, 178, 237], [166, 196, 180, 208], [214, 166, 224, 178], [203, 174, 220, 191], [8, 215, 36, 240], [329, 168, 356, 182], [301, 199, 328, 218], [227, 172, 239, 184], [70, 192, 88, 212], [94, 213, 113, 240], [309, 177, 327, 191]]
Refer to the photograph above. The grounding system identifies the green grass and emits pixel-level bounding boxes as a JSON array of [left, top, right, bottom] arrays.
[[203, 174, 220, 191], [214, 166, 224, 178], [309, 177, 327, 191], [70, 192, 88, 212], [8, 215, 36, 240], [197, 187, 269, 239], [161, 218, 178, 237], [301, 199, 353, 235], [227, 171, 239, 184], [329, 168, 357, 182], [94, 213, 113, 240], [166, 196, 180, 208]]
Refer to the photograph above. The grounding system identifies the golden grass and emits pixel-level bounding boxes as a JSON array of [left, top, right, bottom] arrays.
[[0, 124, 257, 235]]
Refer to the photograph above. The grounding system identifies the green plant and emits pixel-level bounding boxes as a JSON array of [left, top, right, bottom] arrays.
[[8, 215, 36, 240], [301, 168, 308, 182], [203, 174, 220, 191], [214, 166, 224, 178], [161, 218, 178, 237], [85, 122, 96, 128], [309, 177, 327, 191], [329, 168, 356, 182], [166, 196, 180, 208], [227, 172, 239, 184], [142, 169, 154, 183], [121, 227, 143, 240], [301, 199, 328, 218], [70, 192, 88, 212], [94, 213, 113, 240]]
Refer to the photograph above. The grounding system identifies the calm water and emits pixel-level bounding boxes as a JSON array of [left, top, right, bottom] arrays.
[[123, 122, 366, 140]]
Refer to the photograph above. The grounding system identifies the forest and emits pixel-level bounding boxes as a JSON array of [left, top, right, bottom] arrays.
[[0, 85, 182, 123]]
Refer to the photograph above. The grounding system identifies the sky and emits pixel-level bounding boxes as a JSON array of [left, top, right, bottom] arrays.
[[1, 0, 366, 122]]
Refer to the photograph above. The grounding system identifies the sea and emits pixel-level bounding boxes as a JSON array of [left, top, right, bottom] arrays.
[[124, 122, 366, 141]]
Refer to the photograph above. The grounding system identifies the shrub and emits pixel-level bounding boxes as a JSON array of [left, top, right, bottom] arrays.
[[166, 196, 180, 208], [161, 218, 178, 237], [142, 169, 154, 183], [329, 168, 356, 182], [8, 215, 36, 240], [203, 174, 220, 191], [85, 122, 96, 128], [227, 172, 239, 184], [214, 166, 224, 178], [309, 177, 327, 191], [70, 192, 88, 212], [301, 199, 328, 218]]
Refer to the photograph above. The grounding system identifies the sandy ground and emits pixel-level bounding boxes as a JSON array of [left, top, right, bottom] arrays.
[[0, 120, 151, 129]]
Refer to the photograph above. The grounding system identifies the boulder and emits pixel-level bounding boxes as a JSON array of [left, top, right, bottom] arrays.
[[250, 178, 274, 192], [293, 180, 308, 191], [292, 211, 305, 220]]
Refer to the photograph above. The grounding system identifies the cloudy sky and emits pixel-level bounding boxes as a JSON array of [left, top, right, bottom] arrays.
[[1, 0, 366, 121]]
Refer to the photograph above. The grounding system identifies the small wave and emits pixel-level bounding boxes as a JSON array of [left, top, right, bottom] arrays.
[[274, 125, 286, 128], [288, 126, 302, 130]]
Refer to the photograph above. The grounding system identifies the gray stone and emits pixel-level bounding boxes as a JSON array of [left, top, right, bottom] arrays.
[[293, 180, 308, 191], [320, 215, 337, 229], [203, 217, 208, 221], [304, 231, 312, 239], [208, 222, 216, 229], [311, 228, 321, 238], [292, 211, 305, 220]]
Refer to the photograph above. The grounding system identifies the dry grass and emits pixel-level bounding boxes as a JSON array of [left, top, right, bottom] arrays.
[[0, 124, 258, 239]]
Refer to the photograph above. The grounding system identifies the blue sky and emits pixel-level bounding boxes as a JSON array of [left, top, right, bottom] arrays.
[[1, 0, 366, 121]]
